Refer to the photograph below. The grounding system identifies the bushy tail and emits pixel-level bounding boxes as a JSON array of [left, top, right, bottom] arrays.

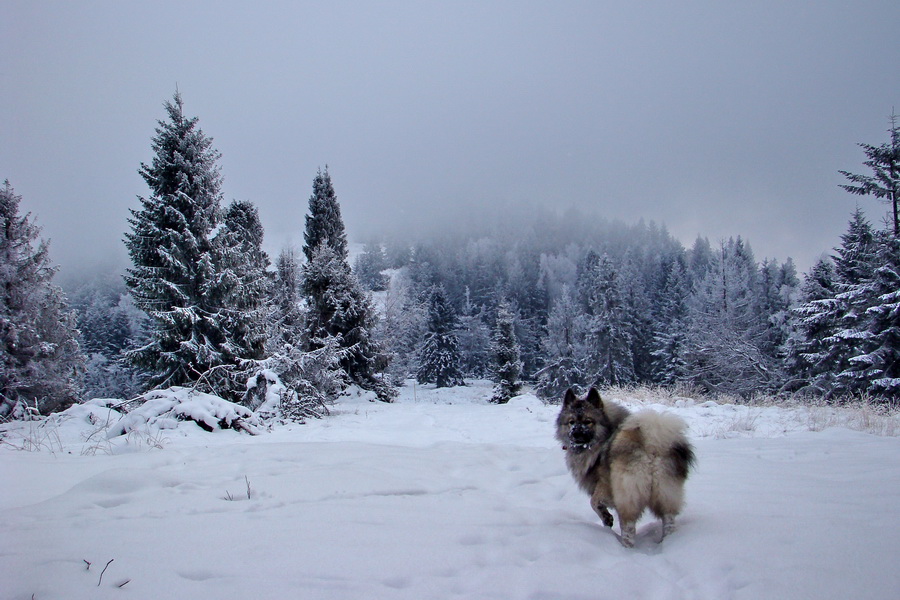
[[624, 411, 695, 478]]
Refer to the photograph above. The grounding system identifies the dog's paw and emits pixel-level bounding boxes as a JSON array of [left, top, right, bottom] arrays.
[[619, 523, 636, 548], [662, 515, 677, 538], [599, 508, 614, 528]]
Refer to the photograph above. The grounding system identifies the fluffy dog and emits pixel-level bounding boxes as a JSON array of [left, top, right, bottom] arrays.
[[556, 388, 695, 547]]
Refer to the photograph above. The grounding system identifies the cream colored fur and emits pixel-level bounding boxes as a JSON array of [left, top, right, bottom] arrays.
[[610, 412, 688, 521]]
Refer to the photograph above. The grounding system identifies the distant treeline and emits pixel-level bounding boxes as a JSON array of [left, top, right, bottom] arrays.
[[4, 96, 897, 419]]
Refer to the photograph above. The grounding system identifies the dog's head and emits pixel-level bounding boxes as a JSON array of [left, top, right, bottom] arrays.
[[555, 388, 612, 452]]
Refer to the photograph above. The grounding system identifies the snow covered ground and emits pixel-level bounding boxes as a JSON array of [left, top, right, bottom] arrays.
[[2, 382, 899, 600]]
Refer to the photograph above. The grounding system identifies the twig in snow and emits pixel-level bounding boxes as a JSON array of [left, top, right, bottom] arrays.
[[117, 579, 131, 588], [245, 475, 252, 499], [97, 559, 114, 586], [83, 559, 92, 570]]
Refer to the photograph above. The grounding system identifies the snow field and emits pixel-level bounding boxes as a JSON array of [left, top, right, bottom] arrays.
[[2, 382, 900, 599]]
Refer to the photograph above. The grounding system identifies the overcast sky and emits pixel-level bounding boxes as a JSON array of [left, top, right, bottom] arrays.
[[2, 1, 898, 277]]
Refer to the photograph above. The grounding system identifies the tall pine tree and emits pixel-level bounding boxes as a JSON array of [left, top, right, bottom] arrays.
[[125, 92, 237, 393], [300, 169, 394, 401]]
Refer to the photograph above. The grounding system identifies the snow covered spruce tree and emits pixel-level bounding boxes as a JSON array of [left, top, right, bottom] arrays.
[[73, 280, 148, 401], [354, 241, 389, 291], [649, 258, 691, 385], [125, 92, 262, 398], [819, 209, 880, 397], [376, 267, 427, 385], [0, 181, 84, 417], [303, 167, 348, 263], [580, 252, 634, 387], [456, 287, 492, 379], [534, 284, 586, 400], [213, 200, 270, 364], [840, 232, 900, 398], [490, 301, 523, 403], [416, 285, 465, 388], [300, 168, 395, 401], [268, 247, 305, 351], [784, 257, 841, 395], [239, 246, 342, 421], [840, 112, 900, 236], [683, 237, 778, 397]]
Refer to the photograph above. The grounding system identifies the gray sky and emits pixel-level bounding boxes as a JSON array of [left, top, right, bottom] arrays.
[[2, 1, 898, 277]]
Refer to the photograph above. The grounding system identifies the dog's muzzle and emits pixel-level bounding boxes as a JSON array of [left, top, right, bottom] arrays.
[[568, 424, 595, 450]]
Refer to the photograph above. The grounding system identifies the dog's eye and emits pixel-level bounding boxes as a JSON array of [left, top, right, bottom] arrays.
[[584, 420, 594, 426], [567, 419, 576, 426]]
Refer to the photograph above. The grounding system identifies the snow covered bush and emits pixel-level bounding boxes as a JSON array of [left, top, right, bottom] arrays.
[[106, 388, 261, 438], [242, 336, 346, 422]]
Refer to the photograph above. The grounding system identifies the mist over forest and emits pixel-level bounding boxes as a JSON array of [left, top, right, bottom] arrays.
[[3, 89, 899, 423]]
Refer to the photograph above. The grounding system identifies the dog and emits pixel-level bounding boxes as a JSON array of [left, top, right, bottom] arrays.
[[556, 387, 695, 547]]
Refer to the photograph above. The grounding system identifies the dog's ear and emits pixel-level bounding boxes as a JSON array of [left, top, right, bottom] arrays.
[[563, 388, 577, 406], [586, 387, 602, 408]]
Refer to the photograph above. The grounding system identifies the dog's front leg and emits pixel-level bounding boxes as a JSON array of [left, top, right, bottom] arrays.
[[589, 488, 615, 528]]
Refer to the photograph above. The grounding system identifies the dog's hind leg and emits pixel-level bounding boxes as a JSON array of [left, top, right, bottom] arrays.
[[661, 514, 677, 541], [619, 521, 637, 548]]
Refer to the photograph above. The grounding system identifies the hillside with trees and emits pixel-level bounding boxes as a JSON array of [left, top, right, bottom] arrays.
[[2, 99, 899, 420]]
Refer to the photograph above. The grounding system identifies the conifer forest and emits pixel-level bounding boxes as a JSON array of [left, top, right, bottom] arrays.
[[2, 96, 899, 420]]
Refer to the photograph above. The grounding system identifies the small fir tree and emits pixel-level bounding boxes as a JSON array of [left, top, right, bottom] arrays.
[[826, 209, 881, 396], [268, 247, 305, 352], [784, 257, 840, 394], [836, 231, 900, 398], [852, 234, 900, 397], [416, 285, 465, 388], [490, 301, 523, 403]]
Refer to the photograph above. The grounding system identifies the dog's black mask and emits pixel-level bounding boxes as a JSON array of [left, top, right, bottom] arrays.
[[569, 423, 595, 449]]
